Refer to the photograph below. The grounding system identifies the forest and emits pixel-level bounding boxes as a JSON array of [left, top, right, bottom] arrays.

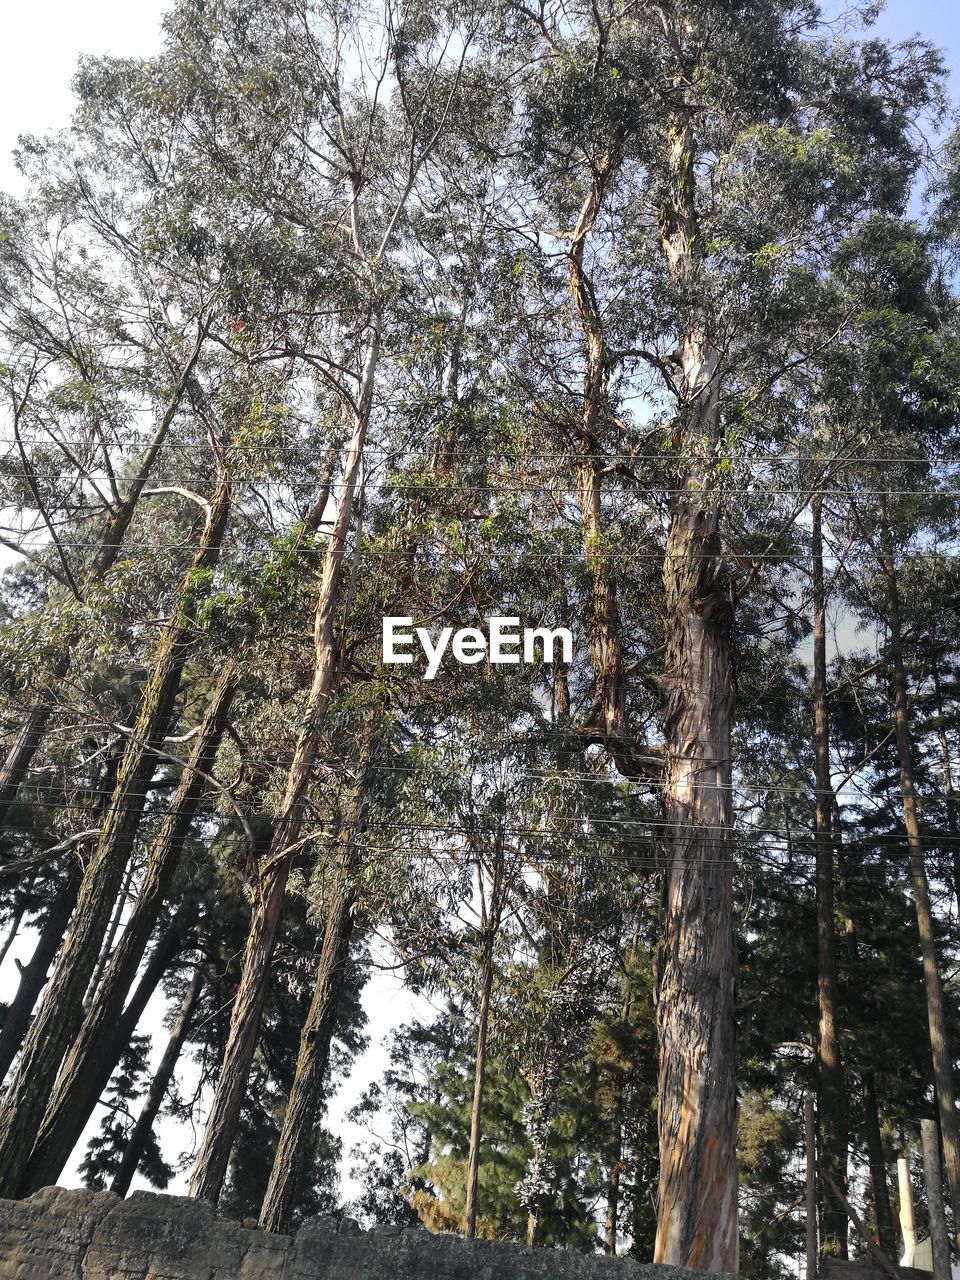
[[1, 0, 959, 1274]]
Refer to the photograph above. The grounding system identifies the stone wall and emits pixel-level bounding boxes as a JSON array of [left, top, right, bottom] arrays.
[[0, 1186, 738, 1280]]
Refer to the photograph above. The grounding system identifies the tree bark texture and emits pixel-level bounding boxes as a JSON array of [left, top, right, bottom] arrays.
[[880, 502, 960, 1247], [811, 495, 848, 1260], [87, 857, 136, 1003], [653, 116, 738, 1274], [0, 473, 230, 1198], [0, 865, 80, 1083], [258, 732, 378, 1232], [21, 916, 186, 1194], [257, 853, 359, 1231], [189, 323, 381, 1204], [921, 1118, 953, 1280], [24, 663, 236, 1189]]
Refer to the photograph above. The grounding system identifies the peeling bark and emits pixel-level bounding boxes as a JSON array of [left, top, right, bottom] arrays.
[[653, 110, 738, 1273]]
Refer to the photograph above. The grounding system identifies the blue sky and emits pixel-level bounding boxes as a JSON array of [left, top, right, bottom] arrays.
[[0, 0, 956, 199], [874, 0, 957, 50], [872, 0, 958, 92], [0, 0, 956, 1206]]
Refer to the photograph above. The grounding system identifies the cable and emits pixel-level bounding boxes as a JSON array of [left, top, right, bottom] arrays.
[[4, 758, 946, 802], [2, 439, 956, 464], [4, 470, 959, 496], [0, 805, 956, 849], [3, 440, 957, 460], [0, 541, 936, 559]]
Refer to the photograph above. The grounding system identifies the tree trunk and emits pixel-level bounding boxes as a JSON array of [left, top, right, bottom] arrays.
[[23, 664, 236, 1189], [87, 857, 136, 1003], [811, 494, 848, 1260], [463, 922, 495, 1239], [111, 968, 204, 1198], [0, 474, 230, 1198], [0, 345, 202, 828], [603, 926, 639, 1258], [834, 805, 896, 1257], [258, 857, 358, 1231], [258, 736, 377, 1233], [862, 1072, 897, 1259], [0, 674, 69, 830], [567, 152, 630, 760], [0, 866, 80, 1082], [0, 906, 25, 972], [604, 1128, 623, 1256], [190, 323, 381, 1204], [21, 916, 186, 1194], [930, 660, 960, 914], [655, 510, 737, 1271], [653, 115, 738, 1274], [880, 501, 960, 1247]]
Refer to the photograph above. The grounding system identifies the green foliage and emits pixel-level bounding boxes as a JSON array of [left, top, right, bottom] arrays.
[[1, 0, 960, 1262]]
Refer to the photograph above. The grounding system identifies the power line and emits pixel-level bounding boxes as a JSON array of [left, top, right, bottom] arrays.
[[2, 439, 957, 465], [4, 471, 959, 496], [1, 759, 935, 803], [1, 803, 956, 849], [0, 540, 940, 559]]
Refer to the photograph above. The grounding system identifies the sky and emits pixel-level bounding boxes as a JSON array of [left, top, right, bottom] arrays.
[[0, 0, 955, 1210], [0, 0, 957, 198]]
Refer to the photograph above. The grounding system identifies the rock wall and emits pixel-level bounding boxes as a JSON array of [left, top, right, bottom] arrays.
[[0, 1186, 737, 1280]]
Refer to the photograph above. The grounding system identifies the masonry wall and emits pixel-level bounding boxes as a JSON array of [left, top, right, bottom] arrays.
[[0, 1186, 737, 1280]]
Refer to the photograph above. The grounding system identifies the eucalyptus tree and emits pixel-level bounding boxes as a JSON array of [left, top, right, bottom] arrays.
[[879, 489, 960, 1239], [22, 657, 239, 1190], [258, 706, 389, 1232], [0, 0, 955, 1255], [0, 199, 321, 1190], [806, 210, 960, 1240], [494, 1, 945, 1266], [0, 113, 219, 826], [350, 763, 650, 1249], [0, 420, 237, 1194], [0, 47, 299, 1191], [138, 0, 491, 1202]]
